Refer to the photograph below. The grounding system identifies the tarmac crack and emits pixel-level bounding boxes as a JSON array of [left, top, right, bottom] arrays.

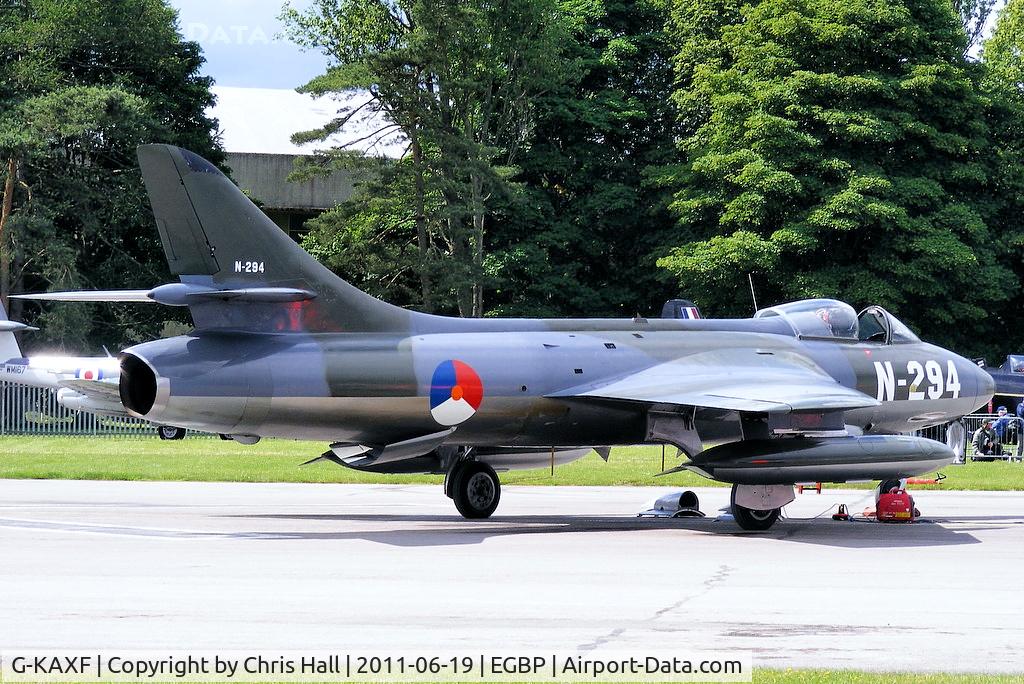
[[576, 564, 733, 653]]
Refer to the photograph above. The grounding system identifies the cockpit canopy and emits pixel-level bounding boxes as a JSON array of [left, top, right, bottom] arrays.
[[1002, 355, 1024, 373], [754, 298, 920, 344]]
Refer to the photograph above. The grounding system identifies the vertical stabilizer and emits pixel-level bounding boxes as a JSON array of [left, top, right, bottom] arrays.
[[0, 302, 28, 361], [137, 145, 416, 333]]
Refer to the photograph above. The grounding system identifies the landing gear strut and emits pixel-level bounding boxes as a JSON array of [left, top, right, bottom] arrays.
[[447, 460, 501, 519], [730, 483, 782, 531]]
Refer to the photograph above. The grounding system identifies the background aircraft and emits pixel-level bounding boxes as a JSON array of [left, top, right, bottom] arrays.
[[19, 146, 994, 529], [0, 304, 187, 440]]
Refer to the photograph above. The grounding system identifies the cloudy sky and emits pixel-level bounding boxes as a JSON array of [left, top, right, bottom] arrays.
[[167, 0, 404, 156], [169, 0, 325, 89]]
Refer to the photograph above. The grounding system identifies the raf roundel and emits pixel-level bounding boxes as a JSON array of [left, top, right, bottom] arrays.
[[429, 360, 484, 426]]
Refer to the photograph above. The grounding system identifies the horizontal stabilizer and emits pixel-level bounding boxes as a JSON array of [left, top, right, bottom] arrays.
[[0, 321, 38, 332], [13, 290, 154, 302], [14, 285, 318, 306], [186, 288, 316, 303]]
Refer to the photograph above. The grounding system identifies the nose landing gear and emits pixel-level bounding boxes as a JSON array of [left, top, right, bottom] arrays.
[[446, 460, 501, 519]]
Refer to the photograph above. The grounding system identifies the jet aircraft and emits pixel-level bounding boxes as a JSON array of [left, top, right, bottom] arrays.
[[19, 146, 994, 529], [0, 304, 187, 439]]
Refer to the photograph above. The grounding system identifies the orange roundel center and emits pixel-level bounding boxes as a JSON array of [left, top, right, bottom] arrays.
[[451, 385, 464, 401]]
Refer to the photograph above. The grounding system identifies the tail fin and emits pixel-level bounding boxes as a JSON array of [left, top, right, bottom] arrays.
[[661, 299, 701, 320], [0, 301, 27, 361], [136, 145, 414, 333]]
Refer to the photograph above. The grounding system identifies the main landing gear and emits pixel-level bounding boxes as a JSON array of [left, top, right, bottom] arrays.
[[446, 460, 501, 519], [157, 425, 187, 440], [730, 483, 789, 531]]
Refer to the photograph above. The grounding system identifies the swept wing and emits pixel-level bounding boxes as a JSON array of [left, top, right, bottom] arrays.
[[551, 348, 879, 414]]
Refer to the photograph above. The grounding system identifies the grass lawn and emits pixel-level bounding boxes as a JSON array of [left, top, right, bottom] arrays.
[[1, 436, 1024, 490]]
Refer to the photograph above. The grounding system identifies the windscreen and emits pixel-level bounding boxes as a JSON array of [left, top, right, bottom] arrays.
[[857, 306, 920, 344], [887, 313, 920, 343]]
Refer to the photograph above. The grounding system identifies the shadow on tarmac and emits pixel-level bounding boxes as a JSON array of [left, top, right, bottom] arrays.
[[1, 512, 1009, 548], [220, 512, 990, 548]]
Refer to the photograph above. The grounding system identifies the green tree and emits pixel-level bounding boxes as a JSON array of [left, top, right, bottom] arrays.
[[978, 0, 1024, 358], [659, 0, 1014, 356], [296, 152, 438, 307], [0, 0, 222, 351], [282, 0, 571, 316], [485, 0, 683, 318], [954, 0, 999, 53]]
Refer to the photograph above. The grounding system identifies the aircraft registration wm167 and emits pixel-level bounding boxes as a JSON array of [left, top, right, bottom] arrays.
[[15, 145, 994, 530], [0, 305, 190, 439]]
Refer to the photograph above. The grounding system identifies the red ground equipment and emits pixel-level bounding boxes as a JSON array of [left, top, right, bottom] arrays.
[[876, 487, 916, 523]]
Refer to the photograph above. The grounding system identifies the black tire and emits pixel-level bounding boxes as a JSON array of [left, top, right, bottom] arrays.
[[451, 461, 500, 519], [730, 485, 780, 531], [158, 425, 186, 441]]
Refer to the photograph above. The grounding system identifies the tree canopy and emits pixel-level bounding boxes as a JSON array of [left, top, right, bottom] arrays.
[[0, 0, 222, 351], [657, 0, 1016, 356], [4, 0, 1024, 361], [282, 0, 572, 317]]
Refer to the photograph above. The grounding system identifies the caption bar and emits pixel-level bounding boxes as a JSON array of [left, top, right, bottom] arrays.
[[0, 651, 750, 682]]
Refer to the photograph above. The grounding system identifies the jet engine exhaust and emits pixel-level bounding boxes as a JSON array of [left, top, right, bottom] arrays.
[[119, 352, 158, 416]]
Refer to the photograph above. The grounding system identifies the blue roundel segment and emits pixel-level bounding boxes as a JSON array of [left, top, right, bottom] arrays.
[[430, 361, 457, 409]]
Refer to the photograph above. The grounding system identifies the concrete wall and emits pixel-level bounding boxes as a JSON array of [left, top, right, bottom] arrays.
[[225, 152, 356, 211]]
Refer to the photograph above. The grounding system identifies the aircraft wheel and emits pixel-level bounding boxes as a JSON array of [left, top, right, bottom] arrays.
[[451, 461, 500, 519], [730, 484, 780, 531], [157, 425, 186, 441]]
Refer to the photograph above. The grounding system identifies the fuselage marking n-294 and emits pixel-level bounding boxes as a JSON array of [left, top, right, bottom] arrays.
[[874, 360, 962, 402]]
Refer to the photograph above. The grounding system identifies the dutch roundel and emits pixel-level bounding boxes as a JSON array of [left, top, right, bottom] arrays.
[[429, 360, 483, 426]]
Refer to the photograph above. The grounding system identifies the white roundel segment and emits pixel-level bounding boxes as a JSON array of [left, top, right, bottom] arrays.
[[430, 397, 477, 427]]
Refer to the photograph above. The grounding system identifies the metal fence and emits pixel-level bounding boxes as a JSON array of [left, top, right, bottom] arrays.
[[0, 382, 164, 437], [959, 413, 1023, 460]]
